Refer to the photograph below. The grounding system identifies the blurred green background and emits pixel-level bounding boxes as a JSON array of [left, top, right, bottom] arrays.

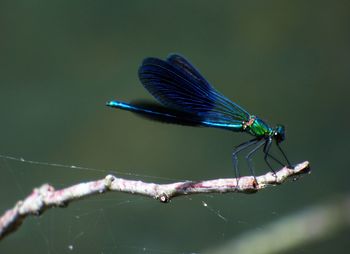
[[0, 1, 349, 253]]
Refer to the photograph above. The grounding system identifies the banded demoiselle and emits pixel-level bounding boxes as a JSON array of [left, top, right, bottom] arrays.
[[107, 54, 292, 178]]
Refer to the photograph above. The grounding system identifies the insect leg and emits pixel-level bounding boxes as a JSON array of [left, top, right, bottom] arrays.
[[263, 137, 286, 173], [232, 138, 259, 179], [263, 137, 275, 173], [245, 139, 266, 180], [276, 142, 292, 168], [265, 153, 284, 167]]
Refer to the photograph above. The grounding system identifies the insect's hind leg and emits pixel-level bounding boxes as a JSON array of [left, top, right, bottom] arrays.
[[245, 139, 266, 183], [232, 138, 259, 180]]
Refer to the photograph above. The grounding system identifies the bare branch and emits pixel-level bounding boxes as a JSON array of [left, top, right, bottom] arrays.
[[0, 161, 310, 241]]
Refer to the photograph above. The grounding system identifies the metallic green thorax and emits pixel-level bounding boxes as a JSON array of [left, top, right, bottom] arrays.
[[246, 117, 273, 137]]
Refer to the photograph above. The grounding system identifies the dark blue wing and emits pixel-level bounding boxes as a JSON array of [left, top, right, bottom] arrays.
[[166, 54, 212, 90], [138, 54, 250, 128]]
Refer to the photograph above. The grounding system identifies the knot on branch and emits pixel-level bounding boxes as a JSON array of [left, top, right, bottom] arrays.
[[158, 194, 170, 203], [104, 175, 116, 189]]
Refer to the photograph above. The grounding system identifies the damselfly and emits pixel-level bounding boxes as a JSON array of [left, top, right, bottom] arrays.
[[107, 54, 292, 178]]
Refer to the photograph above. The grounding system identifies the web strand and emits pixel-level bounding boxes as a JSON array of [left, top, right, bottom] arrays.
[[0, 154, 188, 182]]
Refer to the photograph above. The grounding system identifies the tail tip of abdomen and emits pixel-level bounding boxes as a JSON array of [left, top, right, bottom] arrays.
[[106, 100, 122, 107], [106, 100, 131, 110]]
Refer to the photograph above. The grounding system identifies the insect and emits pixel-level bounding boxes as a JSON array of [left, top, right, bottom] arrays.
[[107, 54, 292, 178]]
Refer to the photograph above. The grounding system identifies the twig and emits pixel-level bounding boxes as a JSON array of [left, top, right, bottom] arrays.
[[0, 161, 310, 241]]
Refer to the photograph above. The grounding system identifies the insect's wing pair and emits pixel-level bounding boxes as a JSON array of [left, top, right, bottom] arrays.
[[138, 54, 250, 128]]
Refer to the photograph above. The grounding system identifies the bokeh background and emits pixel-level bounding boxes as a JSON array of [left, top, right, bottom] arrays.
[[0, 1, 349, 253]]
